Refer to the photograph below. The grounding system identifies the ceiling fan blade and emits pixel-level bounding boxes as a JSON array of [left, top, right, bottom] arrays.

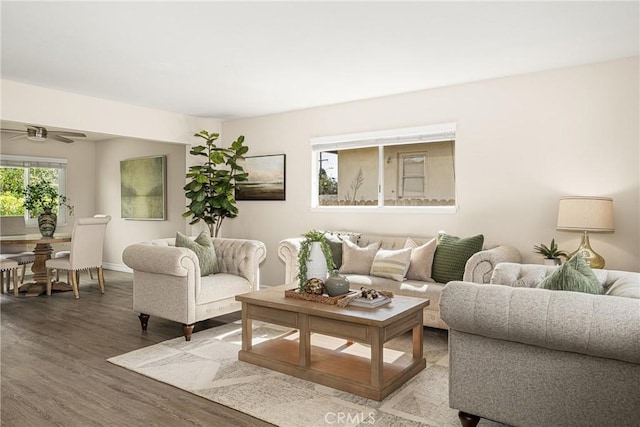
[[8, 134, 27, 141], [1, 128, 27, 134], [53, 131, 87, 138], [52, 135, 74, 143]]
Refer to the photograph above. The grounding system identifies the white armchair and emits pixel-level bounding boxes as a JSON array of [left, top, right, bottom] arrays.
[[122, 236, 267, 341]]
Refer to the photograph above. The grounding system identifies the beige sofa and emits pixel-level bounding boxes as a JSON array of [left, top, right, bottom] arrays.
[[278, 232, 521, 329], [123, 236, 266, 340], [440, 263, 640, 427]]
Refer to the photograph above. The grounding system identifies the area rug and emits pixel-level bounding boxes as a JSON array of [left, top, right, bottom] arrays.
[[108, 321, 503, 427]]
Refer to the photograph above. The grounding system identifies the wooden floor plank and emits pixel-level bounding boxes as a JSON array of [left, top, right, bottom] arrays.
[[0, 270, 273, 427]]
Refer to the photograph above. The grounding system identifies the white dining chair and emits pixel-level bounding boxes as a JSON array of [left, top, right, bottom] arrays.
[[53, 214, 108, 281], [0, 258, 20, 296], [0, 216, 36, 284], [45, 216, 111, 298]]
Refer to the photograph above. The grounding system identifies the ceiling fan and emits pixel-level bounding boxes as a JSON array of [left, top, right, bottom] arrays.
[[0, 125, 87, 143]]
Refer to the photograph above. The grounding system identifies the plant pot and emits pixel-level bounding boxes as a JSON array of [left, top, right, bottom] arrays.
[[324, 270, 350, 296], [305, 242, 328, 280], [543, 258, 561, 266], [38, 213, 57, 237]]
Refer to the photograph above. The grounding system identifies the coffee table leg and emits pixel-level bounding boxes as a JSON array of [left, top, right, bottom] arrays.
[[241, 303, 253, 351], [412, 323, 423, 360], [370, 327, 384, 387], [299, 313, 310, 368]]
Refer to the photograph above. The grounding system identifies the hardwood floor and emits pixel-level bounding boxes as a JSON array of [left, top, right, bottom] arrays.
[[0, 270, 273, 427]]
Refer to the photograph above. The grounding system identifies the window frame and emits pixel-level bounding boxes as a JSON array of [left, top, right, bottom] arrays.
[[0, 154, 70, 226], [310, 123, 457, 213]]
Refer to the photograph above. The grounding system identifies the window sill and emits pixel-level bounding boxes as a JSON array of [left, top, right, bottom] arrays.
[[310, 205, 457, 214]]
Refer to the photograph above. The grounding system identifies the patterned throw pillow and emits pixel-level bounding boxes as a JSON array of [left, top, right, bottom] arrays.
[[175, 231, 219, 276], [431, 232, 484, 283], [404, 237, 437, 282], [339, 239, 380, 275], [370, 247, 412, 282], [539, 254, 603, 294]]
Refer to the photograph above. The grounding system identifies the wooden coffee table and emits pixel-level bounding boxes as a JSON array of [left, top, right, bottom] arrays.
[[236, 285, 430, 400]]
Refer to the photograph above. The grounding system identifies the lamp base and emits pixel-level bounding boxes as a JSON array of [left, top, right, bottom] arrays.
[[568, 231, 605, 269]]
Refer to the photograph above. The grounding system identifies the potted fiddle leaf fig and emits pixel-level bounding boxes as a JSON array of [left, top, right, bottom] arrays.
[[533, 238, 568, 266], [183, 130, 249, 237], [23, 180, 74, 237]]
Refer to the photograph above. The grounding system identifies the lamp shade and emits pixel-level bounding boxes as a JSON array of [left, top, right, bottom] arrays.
[[556, 196, 614, 232]]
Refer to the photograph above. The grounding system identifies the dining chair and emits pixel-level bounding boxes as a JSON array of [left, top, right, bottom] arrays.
[[0, 258, 20, 296], [45, 215, 111, 298], [54, 214, 108, 282], [0, 216, 36, 284]]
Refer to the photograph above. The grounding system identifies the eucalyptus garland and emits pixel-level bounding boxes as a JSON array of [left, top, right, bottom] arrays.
[[297, 230, 336, 291]]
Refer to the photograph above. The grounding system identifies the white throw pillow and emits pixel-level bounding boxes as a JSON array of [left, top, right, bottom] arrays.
[[370, 247, 412, 282], [404, 237, 437, 282], [339, 239, 380, 275]]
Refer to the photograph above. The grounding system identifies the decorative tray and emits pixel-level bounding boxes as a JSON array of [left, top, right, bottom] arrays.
[[284, 288, 359, 305]]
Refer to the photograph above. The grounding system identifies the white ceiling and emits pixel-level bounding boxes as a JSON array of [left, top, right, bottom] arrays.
[[1, 1, 638, 121]]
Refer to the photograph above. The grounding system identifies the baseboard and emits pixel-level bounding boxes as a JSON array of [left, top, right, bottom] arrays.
[[103, 262, 132, 273]]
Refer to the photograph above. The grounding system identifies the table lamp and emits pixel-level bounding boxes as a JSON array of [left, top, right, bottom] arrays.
[[556, 196, 614, 268]]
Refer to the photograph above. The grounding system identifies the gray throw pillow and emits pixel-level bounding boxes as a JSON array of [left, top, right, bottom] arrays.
[[323, 231, 360, 269], [431, 232, 484, 283], [539, 254, 603, 294], [175, 231, 219, 276], [339, 239, 380, 275]]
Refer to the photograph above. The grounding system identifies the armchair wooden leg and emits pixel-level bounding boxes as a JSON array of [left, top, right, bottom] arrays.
[[458, 411, 480, 427], [89, 268, 95, 280], [97, 266, 105, 294], [183, 324, 194, 341], [138, 313, 150, 331]]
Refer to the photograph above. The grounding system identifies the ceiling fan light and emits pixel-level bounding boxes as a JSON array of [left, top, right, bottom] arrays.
[[26, 135, 47, 142]]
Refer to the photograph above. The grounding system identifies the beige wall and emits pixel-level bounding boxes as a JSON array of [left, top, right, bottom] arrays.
[[1, 79, 221, 270], [222, 57, 640, 285], [1, 58, 638, 283]]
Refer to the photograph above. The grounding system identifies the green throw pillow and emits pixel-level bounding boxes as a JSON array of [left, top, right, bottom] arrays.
[[539, 254, 603, 294], [431, 232, 484, 283], [175, 231, 219, 276]]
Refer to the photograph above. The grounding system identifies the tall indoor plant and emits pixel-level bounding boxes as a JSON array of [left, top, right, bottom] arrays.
[[183, 130, 249, 237], [23, 180, 74, 237]]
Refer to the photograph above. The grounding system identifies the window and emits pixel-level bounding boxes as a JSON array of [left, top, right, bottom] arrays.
[[311, 123, 456, 211], [0, 154, 69, 225]]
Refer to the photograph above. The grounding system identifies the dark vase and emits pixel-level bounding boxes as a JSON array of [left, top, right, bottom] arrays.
[[324, 270, 350, 296], [38, 212, 57, 237]]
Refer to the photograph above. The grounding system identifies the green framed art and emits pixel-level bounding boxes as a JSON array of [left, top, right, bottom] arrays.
[[120, 155, 166, 220]]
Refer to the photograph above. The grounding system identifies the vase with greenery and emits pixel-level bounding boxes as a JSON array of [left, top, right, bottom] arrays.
[[183, 130, 249, 237], [533, 239, 568, 265], [23, 180, 74, 237], [296, 230, 336, 291]]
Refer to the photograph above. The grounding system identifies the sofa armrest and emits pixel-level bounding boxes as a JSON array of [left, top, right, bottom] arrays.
[[278, 237, 304, 284], [213, 238, 266, 288], [122, 244, 200, 277], [463, 245, 521, 283], [440, 281, 640, 364]]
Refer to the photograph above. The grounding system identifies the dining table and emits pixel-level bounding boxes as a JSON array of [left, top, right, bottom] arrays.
[[0, 233, 72, 297]]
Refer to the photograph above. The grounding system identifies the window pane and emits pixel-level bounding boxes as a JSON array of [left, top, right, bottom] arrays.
[[318, 147, 379, 206], [0, 167, 26, 215], [383, 141, 455, 206]]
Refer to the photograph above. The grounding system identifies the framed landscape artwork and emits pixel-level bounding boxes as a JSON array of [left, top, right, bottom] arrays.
[[120, 155, 166, 220], [236, 154, 286, 201]]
